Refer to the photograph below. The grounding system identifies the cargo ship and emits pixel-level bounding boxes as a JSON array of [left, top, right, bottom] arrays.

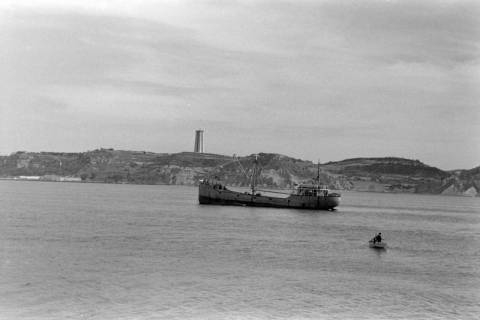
[[198, 156, 340, 210]]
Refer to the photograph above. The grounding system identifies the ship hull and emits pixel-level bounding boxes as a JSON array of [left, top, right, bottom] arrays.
[[199, 183, 340, 210]]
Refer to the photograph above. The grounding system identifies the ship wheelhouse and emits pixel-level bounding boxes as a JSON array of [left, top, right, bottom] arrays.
[[294, 184, 329, 197]]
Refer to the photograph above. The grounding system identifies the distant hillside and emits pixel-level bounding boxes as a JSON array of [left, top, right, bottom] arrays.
[[0, 149, 478, 196]]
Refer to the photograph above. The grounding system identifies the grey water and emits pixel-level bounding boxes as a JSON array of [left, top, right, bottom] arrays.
[[0, 180, 479, 319]]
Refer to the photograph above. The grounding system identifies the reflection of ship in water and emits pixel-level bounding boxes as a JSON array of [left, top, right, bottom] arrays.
[[198, 155, 340, 210]]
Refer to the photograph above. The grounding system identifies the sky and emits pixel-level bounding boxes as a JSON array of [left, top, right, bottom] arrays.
[[0, 0, 479, 170]]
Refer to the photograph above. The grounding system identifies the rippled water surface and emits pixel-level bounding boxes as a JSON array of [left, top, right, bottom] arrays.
[[0, 181, 479, 319]]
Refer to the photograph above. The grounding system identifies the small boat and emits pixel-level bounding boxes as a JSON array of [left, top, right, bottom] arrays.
[[369, 240, 387, 249]]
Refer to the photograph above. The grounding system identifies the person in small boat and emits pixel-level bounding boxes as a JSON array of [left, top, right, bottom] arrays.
[[373, 233, 382, 243]]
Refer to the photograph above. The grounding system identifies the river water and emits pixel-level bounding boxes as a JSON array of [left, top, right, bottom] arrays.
[[0, 180, 479, 319]]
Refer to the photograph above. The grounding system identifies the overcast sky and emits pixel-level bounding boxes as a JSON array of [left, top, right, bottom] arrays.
[[1, 0, 479, 169]]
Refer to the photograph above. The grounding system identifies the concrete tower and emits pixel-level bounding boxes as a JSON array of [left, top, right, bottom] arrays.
[[194, 129, 204, 153]]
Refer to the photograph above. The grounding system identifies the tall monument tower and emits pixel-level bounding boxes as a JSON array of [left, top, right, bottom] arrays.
[[194, 129, 204, 153]]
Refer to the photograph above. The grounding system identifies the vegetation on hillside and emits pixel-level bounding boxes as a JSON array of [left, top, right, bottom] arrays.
[[1, 149, 478, 196]]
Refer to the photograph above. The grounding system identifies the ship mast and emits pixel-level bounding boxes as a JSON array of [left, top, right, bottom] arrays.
[[317, 159, 320, 189], [251, 154, 258, 195], [232, 154, 258, 195]]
